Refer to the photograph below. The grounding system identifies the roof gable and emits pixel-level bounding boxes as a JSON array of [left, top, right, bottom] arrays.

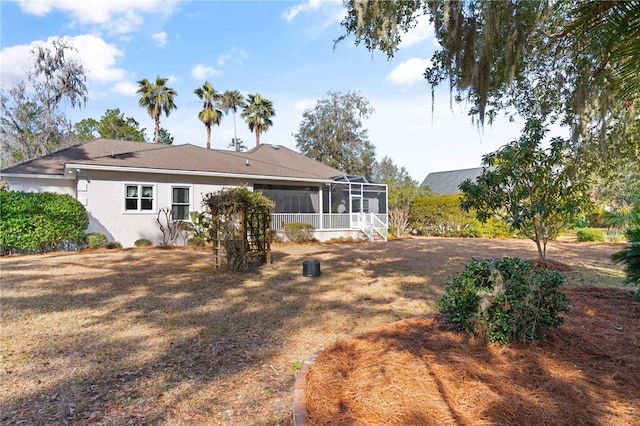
[[421, 167, 484, 195]]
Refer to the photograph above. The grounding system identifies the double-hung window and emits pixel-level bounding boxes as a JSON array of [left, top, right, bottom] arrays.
[[125, 184, 154, 212], [172, 187, 190, 220]]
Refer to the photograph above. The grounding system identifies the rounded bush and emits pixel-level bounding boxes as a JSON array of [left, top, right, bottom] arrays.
[[283, 222, 315, 243], [576, 228, 605, 242], [1, 191, 89, 254], [134, 239, 153, 247], [106, 241, 122, 249], [85, 232, 107, 249], [438, 257, 570, 344], [187, 236, 206, 247]]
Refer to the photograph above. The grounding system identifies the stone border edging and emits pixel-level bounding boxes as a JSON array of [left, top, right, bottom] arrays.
[[293, 350, 322, 426]]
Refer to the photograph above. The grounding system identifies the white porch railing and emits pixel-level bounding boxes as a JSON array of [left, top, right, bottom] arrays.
[[271, 213, 388, 241]]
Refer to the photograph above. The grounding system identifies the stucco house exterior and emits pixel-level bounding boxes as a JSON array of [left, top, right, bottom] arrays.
[[1, 139, 388, 247]]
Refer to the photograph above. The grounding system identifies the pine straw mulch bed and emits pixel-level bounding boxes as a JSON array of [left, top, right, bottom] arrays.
[[305, 286, 640, 425]]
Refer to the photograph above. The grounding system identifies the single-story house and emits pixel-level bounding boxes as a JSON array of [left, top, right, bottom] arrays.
[[1, 139, 388, 247], [421, 167, 484, 195]]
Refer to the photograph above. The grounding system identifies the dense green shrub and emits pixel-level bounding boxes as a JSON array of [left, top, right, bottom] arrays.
[[0, 191, 89, 254], [106, 241, 122, 249], [576, 228, 605, 242], [438, 257, 570, 344], [283, 222, 315, 243], [612, 226, 640, 300], [409, 194, 513, 238], [134, 238, 153, 247], [85, 232, 107, 249], [187, 236, 206, 247]]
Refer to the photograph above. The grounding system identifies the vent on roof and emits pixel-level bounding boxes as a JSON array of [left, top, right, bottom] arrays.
[[271, 144, 280, 150]]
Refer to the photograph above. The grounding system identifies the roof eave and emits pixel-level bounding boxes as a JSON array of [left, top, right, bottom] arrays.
[[64, 163, 334, 184]]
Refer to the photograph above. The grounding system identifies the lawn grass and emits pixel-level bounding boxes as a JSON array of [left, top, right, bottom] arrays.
[[0, 237, 629, 425]]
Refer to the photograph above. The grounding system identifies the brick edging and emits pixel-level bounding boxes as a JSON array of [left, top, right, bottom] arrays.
[[292, 350, 322, 426]]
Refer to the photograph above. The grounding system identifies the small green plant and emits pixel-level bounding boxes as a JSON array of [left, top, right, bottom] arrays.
[[576, 228, 605, 242], [134, 238, 153, 247], [106, 241, 122, 249], [438, 257, 570, 344], [187, 236, 206, 247], [85, 232, 108, 249], [283, 222, 315, 243]]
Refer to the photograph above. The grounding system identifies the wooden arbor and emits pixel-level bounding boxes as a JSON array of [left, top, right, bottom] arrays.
[[203, 186, 274, 271]]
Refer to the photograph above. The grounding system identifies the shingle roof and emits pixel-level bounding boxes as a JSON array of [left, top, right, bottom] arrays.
[[420, 167, 484, 195], [1, 139, 344, 181]]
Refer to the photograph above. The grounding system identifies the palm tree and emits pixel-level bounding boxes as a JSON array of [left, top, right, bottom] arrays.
[[194, 81, 223, 149], [136, 76, 178, 144], [241, 93, 275, 147], [221, 90, 245, 151]]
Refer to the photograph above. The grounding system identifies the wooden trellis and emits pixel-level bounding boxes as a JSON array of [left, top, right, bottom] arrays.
[[203, 187, 273, 271]]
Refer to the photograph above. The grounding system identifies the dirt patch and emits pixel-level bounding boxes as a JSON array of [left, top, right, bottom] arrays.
[[0, 237, 630, 425]]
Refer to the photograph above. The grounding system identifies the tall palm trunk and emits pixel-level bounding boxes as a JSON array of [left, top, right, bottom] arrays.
[[206, 123, 212, 149], [232, 111, 239, 150], [255, 129, 260, 147], [154, 115, 160, 144]]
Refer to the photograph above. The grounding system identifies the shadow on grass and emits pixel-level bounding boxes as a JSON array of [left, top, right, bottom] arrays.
[[0, 238, 628, 425]]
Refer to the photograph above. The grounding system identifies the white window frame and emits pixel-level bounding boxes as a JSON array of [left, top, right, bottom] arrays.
[[124, 183, 156, 213], [171, 185, 192, 221]]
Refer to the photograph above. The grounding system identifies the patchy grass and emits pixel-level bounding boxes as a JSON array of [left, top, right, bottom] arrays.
[[0, 237, 629, 425]]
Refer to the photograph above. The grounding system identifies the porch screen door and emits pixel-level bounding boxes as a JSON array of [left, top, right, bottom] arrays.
[[350, 196, 362, 229]]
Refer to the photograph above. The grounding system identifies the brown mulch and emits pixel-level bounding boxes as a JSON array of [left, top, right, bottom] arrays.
[[305, 286, 640, 425]]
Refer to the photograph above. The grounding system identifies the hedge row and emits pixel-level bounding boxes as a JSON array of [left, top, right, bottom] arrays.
[[0, 191, 89, 254]]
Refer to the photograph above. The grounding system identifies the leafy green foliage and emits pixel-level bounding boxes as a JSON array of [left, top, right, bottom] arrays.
[[339, 1, 640, 167], [241, 93, 275, 147], [283, 222, 315, 243], [106, 241, 122, 249], [74, 108, 147, 142], [576, 228, 605, 242], [0, 191, 89, 254], [137, 76, 178, 144], [187, 236, 206, 247], [438, 257, 570, 344], [295, 90, 376, 178], [85, 232, 107, 249], [134, 238, 153, 247], [460, 120, 593, 259], [203, 186, 274, 271], [612, 214, 640, 298], [373, 156, 428, 236], [409, 194, 512, 238]]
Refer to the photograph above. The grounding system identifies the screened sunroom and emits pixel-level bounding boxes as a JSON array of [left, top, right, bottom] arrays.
[[254, 175, 388, 241]]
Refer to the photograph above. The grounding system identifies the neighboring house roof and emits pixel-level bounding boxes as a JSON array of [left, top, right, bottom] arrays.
[[421, 167, 484, 195], [1, 139, 345, 182]]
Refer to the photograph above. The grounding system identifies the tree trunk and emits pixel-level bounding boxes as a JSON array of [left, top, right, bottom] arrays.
[[232, 112, 238, 150], [255, 130, 260, 147], [206, 124, 211, 150], [154, 115, 160, 144]]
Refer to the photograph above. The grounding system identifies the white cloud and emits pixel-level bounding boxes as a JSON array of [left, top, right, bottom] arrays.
[[386, 57, 432, 86], [111, 80, 138, 95], [282, 0, 341, 22], [151, 31, 168, 47], [399, 13, 434, 48], [191, 64, 221, 80], [217, 48, 249, 66], [17, 0, 179, 34], [0, 35, 126, 86]]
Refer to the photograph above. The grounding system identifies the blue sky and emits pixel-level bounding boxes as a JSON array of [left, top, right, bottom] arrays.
[[0, 0, 533, 182]]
